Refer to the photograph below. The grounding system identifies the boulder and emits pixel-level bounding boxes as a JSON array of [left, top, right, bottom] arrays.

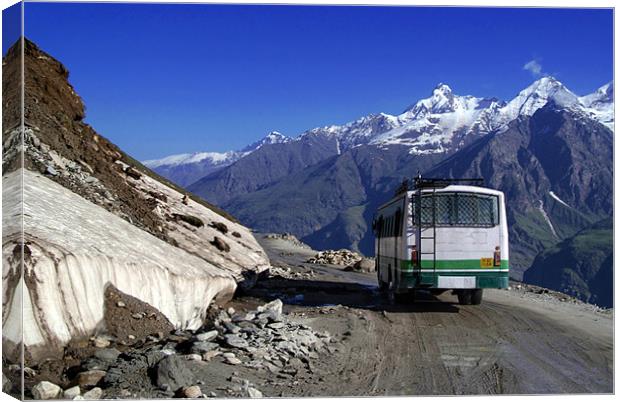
[[156, 355, 197, 391], [32, 381, 62, 400], [76, 370, 107, 387], [82, 387, 103, 399], [63, 386, 81, 399]]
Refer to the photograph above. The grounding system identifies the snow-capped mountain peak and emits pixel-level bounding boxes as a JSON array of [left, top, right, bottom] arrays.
[[502, 76, 581, 121], [242, 130, 292, 152], [580, 81, 614, 130]]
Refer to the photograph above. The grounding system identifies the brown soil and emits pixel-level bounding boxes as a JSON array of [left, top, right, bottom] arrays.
[[103, 285, 174, 345]]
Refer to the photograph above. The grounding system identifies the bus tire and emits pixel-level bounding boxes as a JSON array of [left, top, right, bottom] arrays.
[[471, 289, 483, 305], [457, 290, 472, 305]]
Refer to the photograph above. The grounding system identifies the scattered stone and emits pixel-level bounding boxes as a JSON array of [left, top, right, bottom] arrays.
[[191, 341, 219, 354], [180, 385, 202, 398], [227, 307, 236, 316], [185, 354, 203, 361], [232, 231, 241, 238], [73, 396, 85, 400], [77, 370, 107, 387], [82, 387, 103, 399], [222, 352, 236, 359], [344, 257, 376, 273], [224, 334, 249, 349], [264, 233, 311, 249], [202, 350, 221, 361], [156, 355, 197, 391], [127, 334, 136, 340], [225, 356, 242, 365], [24, 367, 37, 377], [132, 313, 143, 319], [195, 330, 218, 342], [124, 166, 142, 180], [268, 322, 285, 330], [45, 165, 59, 176], [246, 387, 263, 398], [32, 381, 62, 400], [63, 385, 81, 399], [92, 336, 110, 348]]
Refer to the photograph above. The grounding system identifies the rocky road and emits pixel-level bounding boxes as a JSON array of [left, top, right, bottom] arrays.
[[8, 234, 612, 399]]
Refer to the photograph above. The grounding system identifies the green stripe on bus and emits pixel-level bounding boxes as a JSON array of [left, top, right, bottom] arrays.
[[399, 259, 509, 270]]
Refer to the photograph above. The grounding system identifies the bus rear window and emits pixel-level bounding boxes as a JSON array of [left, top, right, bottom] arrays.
[[418, 193, 499, 227]]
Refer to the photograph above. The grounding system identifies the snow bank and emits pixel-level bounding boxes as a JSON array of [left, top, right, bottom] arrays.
[[2, 169, 265, 359]]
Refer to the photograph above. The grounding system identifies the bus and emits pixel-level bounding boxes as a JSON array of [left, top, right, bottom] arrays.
[[373, 177, 509, 305]]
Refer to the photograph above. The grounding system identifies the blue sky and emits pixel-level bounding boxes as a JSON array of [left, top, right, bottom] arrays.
[[17, 3, 614, 160]]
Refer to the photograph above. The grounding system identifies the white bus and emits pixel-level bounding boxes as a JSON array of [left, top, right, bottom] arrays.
[[373, 177, 509, 305]]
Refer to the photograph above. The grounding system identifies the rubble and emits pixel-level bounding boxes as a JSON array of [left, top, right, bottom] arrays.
[[307, 249, 363, 266]]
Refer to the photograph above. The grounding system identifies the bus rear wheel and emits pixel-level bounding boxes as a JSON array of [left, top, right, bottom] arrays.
[[471, 289, 483, 305], [457, 289, 483, 305]]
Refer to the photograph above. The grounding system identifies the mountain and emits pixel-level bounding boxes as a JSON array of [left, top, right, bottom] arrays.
[[428, 101, 613, 278], [143, 130, 291, 187], [524, 218, 612, 308], [2, 38, 269, 362], [141, 73, 611, 292]]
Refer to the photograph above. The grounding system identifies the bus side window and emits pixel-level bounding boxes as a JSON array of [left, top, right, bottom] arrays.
[[394, 209, 401, 237]]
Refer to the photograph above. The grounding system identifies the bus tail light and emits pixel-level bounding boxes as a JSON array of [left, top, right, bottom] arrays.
[[493, 246, 501, 267], [411, 246, 418, 267]]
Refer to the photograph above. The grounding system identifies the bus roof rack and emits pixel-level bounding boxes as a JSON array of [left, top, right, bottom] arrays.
[[413, 177, 485, 190]]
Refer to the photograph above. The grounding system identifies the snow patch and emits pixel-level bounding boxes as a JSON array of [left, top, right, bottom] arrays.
[[549, 191, 571, 208], [538, 200, 559, 239]]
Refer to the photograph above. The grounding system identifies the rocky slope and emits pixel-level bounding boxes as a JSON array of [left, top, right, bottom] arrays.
[[1, 38, 270, 363], [524, 218, 612, 308]]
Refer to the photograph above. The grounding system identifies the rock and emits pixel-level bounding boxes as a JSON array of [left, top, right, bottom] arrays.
[[257, 299, 283, 322], [232, 231, 241, 238], [45, 165, 59, 176], [227, 307, 236, 316], [223, 321, 241, 334], [191, 341, 219, 354], [267, 322, 285, 330], [24, 367, 37, 377], [195, 330, 218, 342], [92, 336, 111, 348], [63, 386, 81, 399], [224, 334, 249, 349], [232, 312, 256, 322], [73, 396, 85, 400], [82, 387, 103, 399], [124, 167, 142, 180], [156, 355, 197, 391], [180, 385, 202, 398], [209, 221, 228, 234], [222, 352, 236, 359], [32, 381, 62, 400], [225, 356, 242, 365], [131, 313, 143, 319], [94, 348, 121, 362], [77, 370, 107, 387], [345, 258, 375, 273], [246, 387, 263, 398], [202, 350, 221, 361], [211, 236, 230, 252], [127, 334, 136, 340], [185, 354, 203, 361]]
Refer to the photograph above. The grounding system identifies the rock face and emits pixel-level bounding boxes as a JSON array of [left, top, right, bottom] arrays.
[[1, 38, 270, 363]]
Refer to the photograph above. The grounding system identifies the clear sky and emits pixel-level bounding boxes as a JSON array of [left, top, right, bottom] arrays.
[[18, 3, 614, 160]]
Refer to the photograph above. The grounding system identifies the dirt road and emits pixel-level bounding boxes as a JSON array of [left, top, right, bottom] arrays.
[[247, 234, 613, 396]]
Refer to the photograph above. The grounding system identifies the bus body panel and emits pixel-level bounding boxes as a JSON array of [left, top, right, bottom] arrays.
[[375, 186, 509, 292]]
